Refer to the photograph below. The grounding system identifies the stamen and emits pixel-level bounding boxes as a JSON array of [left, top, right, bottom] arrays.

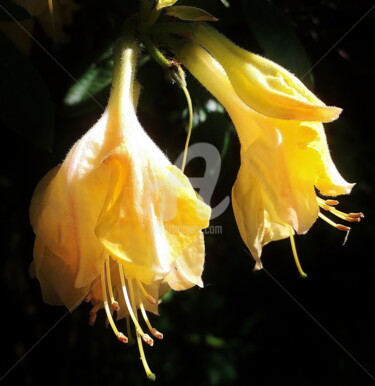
[[135, 283, 163, 339], [136, 278, 156, 304], [325, 199, 339, 206], [126, 316, 135, 344], [85, 290, 94, 303], [118, 264, 154, 346], [288, 226, 307, 278], [128, 278, 156, 380], [318, 212, 351, 232], [89, 302, 101, 326], [101, 260, 128, 344], [317, 197, 364, 223], [105, 258, 120, 311]]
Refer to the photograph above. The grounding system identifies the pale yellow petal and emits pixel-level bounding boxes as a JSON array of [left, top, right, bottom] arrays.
[[166, 232, 205, 291], [33, 238, 89, 310]]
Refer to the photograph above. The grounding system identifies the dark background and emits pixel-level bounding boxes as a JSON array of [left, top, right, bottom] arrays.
[[1, 0, 374, 385]]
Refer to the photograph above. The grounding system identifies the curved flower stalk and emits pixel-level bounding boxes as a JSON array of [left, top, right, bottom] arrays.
[[30, 37, 211, 379], [177, 41, 362, 274]]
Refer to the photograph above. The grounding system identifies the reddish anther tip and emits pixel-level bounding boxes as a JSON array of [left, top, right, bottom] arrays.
[[117, 332, 128, 344], [152, 328, 163, 339], [111, 301, 120, 311], [85, 291, 93, 302], [349, 212, 364, 219], [89, 313, 97, 326], [337, 224, 351, 232], [143, 334, 154, 346], [325, 200, 339, 206]]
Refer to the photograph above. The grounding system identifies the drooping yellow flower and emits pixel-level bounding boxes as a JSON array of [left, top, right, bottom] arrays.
[[30, 38, 211, 379], [178, 41, 362, 274]]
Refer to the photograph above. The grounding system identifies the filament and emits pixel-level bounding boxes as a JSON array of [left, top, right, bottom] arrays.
[[289, 226, 307, 278], [101, 260, 128, 343], [105, 258, 120, 311], [317, 197, 364, 223], [181, 83, 193, 173], [318, 212, 351, 232], [118, 265, 153, 346], [126, 315, 134, 344], [136, 278, 156, 304], [128, 278, 156, 380], [135, 283, 163, 339]]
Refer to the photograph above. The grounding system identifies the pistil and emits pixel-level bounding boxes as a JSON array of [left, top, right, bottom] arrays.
[[289, 226, 307, 278]]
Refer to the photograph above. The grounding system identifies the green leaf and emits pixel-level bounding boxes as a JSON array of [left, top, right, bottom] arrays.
[[62, 47, 113, 117], [0, 32, 54, 151], [0, 0, 32, 21], [241, 0, 314, 89], [165, 6, 218, 21]]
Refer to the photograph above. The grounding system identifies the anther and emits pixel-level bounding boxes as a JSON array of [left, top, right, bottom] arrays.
[[135, 282, 164, 340], [105, 258, 120, 310], [89, 313, 97, 326], [101, 260, 128, 343], [318, 212, 351, 232], [118, 266, 151, 346], [348, 212, 364, 219], [136, 278, 156, 304], [151, 328, 164, 339], [317, 197, 364, 223], [111, 301, 120, 312], [117, 332, 129, 344], [336, 224, 351, 232], [325, 199, 339, 206], [122, 273, 156, 379], [85, 290, 93, 303], [142, 334, 154, 346], [89, 302, 101, 326]]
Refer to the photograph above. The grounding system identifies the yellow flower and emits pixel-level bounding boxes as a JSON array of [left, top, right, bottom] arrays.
[[193, 24, 342, 122], [178, 41, 363, 274], [30, 39, 211, 379]]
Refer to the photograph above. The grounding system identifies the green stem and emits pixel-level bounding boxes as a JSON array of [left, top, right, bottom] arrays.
[[141, 31, 194, 172], [180, 82, 193, 173], [140, 33, 172, 68]]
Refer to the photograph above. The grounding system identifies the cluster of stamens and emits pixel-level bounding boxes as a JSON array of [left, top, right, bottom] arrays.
[[288, 197, 364, 278], [85, 258, 163, 380], [317, 197, 364, 235]]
